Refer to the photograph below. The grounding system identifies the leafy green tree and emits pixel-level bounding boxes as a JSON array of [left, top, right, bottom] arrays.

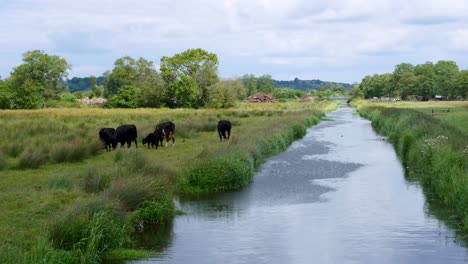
[[242, 74, 258, 96], [106, 56, 167, 107], [0, 79, 14, 109], [207, 79, 247, 108], [7, 50, 70, 108], [350, 83, 364, 99], [414, 62, 437, 98], [110, 85, 141, 108], [160, 48, 219, 108], [393, 63, 415, 98], [272, 87, 303, 100], [456, 70, 468, 98], [105, 56, 138, 97], [434, 60, 459, 98], [138, 70, 166, 108], [257, 74, 275, 93]]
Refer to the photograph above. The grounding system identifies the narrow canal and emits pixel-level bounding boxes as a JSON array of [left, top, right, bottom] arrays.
[[131, 104, 467, 264]]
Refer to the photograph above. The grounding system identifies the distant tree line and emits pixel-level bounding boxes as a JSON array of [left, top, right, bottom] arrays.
[[67, 76, 105, 92], [274, 78, 351, 91], [353, 61, 468, 100], [0, 49, 356, 109]]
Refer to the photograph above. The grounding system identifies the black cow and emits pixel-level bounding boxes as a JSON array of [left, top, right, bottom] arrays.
[[155, 121, 175, 147], [142, 133, 158, 149], [217, 120, 231, 142], [116, 124, 138, 148], [99, 128, 117, 151]]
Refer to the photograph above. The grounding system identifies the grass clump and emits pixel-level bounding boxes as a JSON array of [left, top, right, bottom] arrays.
[[177, 150, 254, 194], [105, 176, 163, 211], [17, 148, 49, 169], [82, 166, 112, 193], [129, 196, 176, 227], [48, 198, 128, 263]]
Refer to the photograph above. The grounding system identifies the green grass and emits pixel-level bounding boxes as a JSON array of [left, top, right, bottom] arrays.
[[355, 102, 468, 241], [0, 101, 337, 263]]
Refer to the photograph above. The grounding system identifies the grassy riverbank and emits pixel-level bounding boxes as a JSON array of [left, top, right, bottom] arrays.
[[0, 101, 337, 263], [352, 100, 468, 239]]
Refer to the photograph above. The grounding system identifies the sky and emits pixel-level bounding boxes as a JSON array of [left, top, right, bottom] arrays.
[[1, 0, 468, 83]]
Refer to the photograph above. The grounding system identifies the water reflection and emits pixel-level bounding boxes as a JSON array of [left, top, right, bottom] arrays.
[[131, 104, 468, 264]]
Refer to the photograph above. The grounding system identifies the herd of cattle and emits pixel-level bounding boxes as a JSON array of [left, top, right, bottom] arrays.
[[99, 120, 232, 151]]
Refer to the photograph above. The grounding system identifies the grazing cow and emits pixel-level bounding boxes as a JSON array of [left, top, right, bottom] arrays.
[[217, 120, 231, 142], [155, 121, 175, 147], [116, 124, 138, 148], [142, 133, 158, 149], [99, 128, 117, 151]]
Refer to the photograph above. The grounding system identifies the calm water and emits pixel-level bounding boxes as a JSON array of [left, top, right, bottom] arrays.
[[131, 104, 467, 264]]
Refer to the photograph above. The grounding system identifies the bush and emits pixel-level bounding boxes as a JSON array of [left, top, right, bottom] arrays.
[[18, 148, 48, 169], [82, 166, 112, 193], [105, 177, 163, 211], [48, 199, 127, 255], [177, 150, 254, 194], [129, 196, 176, 227]]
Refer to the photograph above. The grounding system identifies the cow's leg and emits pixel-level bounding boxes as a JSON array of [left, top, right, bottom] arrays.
[[218, 131, 222, 142], [134, 139, 138, 148], [227, 129, 231, 140]]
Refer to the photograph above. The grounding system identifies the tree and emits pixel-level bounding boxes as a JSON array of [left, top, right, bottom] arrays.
[[207, 79, 247, 108], [105, 56, 166, 107], [0, 79, 14, 109], [110, 85, 141, 108], [7, 50, 70, 108], [160, 48, 219, 108], [350, 82, 364, 99], [105, 56, 138, 97], [242, 74, 258, 96], [414, 62, 436, 98], [393, 63, 415, 98], [257, 74, 275, 93], [434, 60, 459, 98], [138, 70, 166, 108], [456, 70, 468, 98]]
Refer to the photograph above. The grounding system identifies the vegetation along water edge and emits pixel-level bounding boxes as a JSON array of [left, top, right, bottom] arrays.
[[351, 99, 468, 241]]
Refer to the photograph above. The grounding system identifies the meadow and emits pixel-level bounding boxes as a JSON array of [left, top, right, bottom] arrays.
[[352, 100, 468, 240], [0, 101, 337, 263]]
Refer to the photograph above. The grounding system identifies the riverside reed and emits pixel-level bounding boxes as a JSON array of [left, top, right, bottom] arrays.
[[0, 101, 337, 263], [353, 100, 468, 239]]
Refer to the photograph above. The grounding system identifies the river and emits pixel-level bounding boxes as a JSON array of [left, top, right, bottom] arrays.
[[130, 104, 467, 264]]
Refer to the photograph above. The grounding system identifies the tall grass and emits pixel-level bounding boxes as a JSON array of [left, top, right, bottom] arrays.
[[0, 101, 336, 263], [177, 110, 324, 194], [358, 106, 468, 239]]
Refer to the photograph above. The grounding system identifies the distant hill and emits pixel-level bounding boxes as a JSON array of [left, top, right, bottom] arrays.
[[66, 76, 105, 92], [274, 78, 352, 90]]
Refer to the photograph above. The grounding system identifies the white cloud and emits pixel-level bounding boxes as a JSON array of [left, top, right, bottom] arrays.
[[1, 0, 468, 82]]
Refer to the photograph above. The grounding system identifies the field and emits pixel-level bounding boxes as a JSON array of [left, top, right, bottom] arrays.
[[0, 101, 337, 263], [352, 100, 468, 241], [358, 100, 468, 133]]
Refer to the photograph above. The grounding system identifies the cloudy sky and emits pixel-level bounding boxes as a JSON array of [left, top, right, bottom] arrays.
[[1, 0, 468, 83]]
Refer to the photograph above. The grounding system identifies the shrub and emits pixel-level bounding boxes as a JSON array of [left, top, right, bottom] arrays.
[[48, 198, 127, 257], [129, 196, 176, 227], [177, 150, 254, 194], [82, 166, 112, 193], [48, 174, 74, 191], [105, 177, 163, 211], [18, 148, 48, 169]]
